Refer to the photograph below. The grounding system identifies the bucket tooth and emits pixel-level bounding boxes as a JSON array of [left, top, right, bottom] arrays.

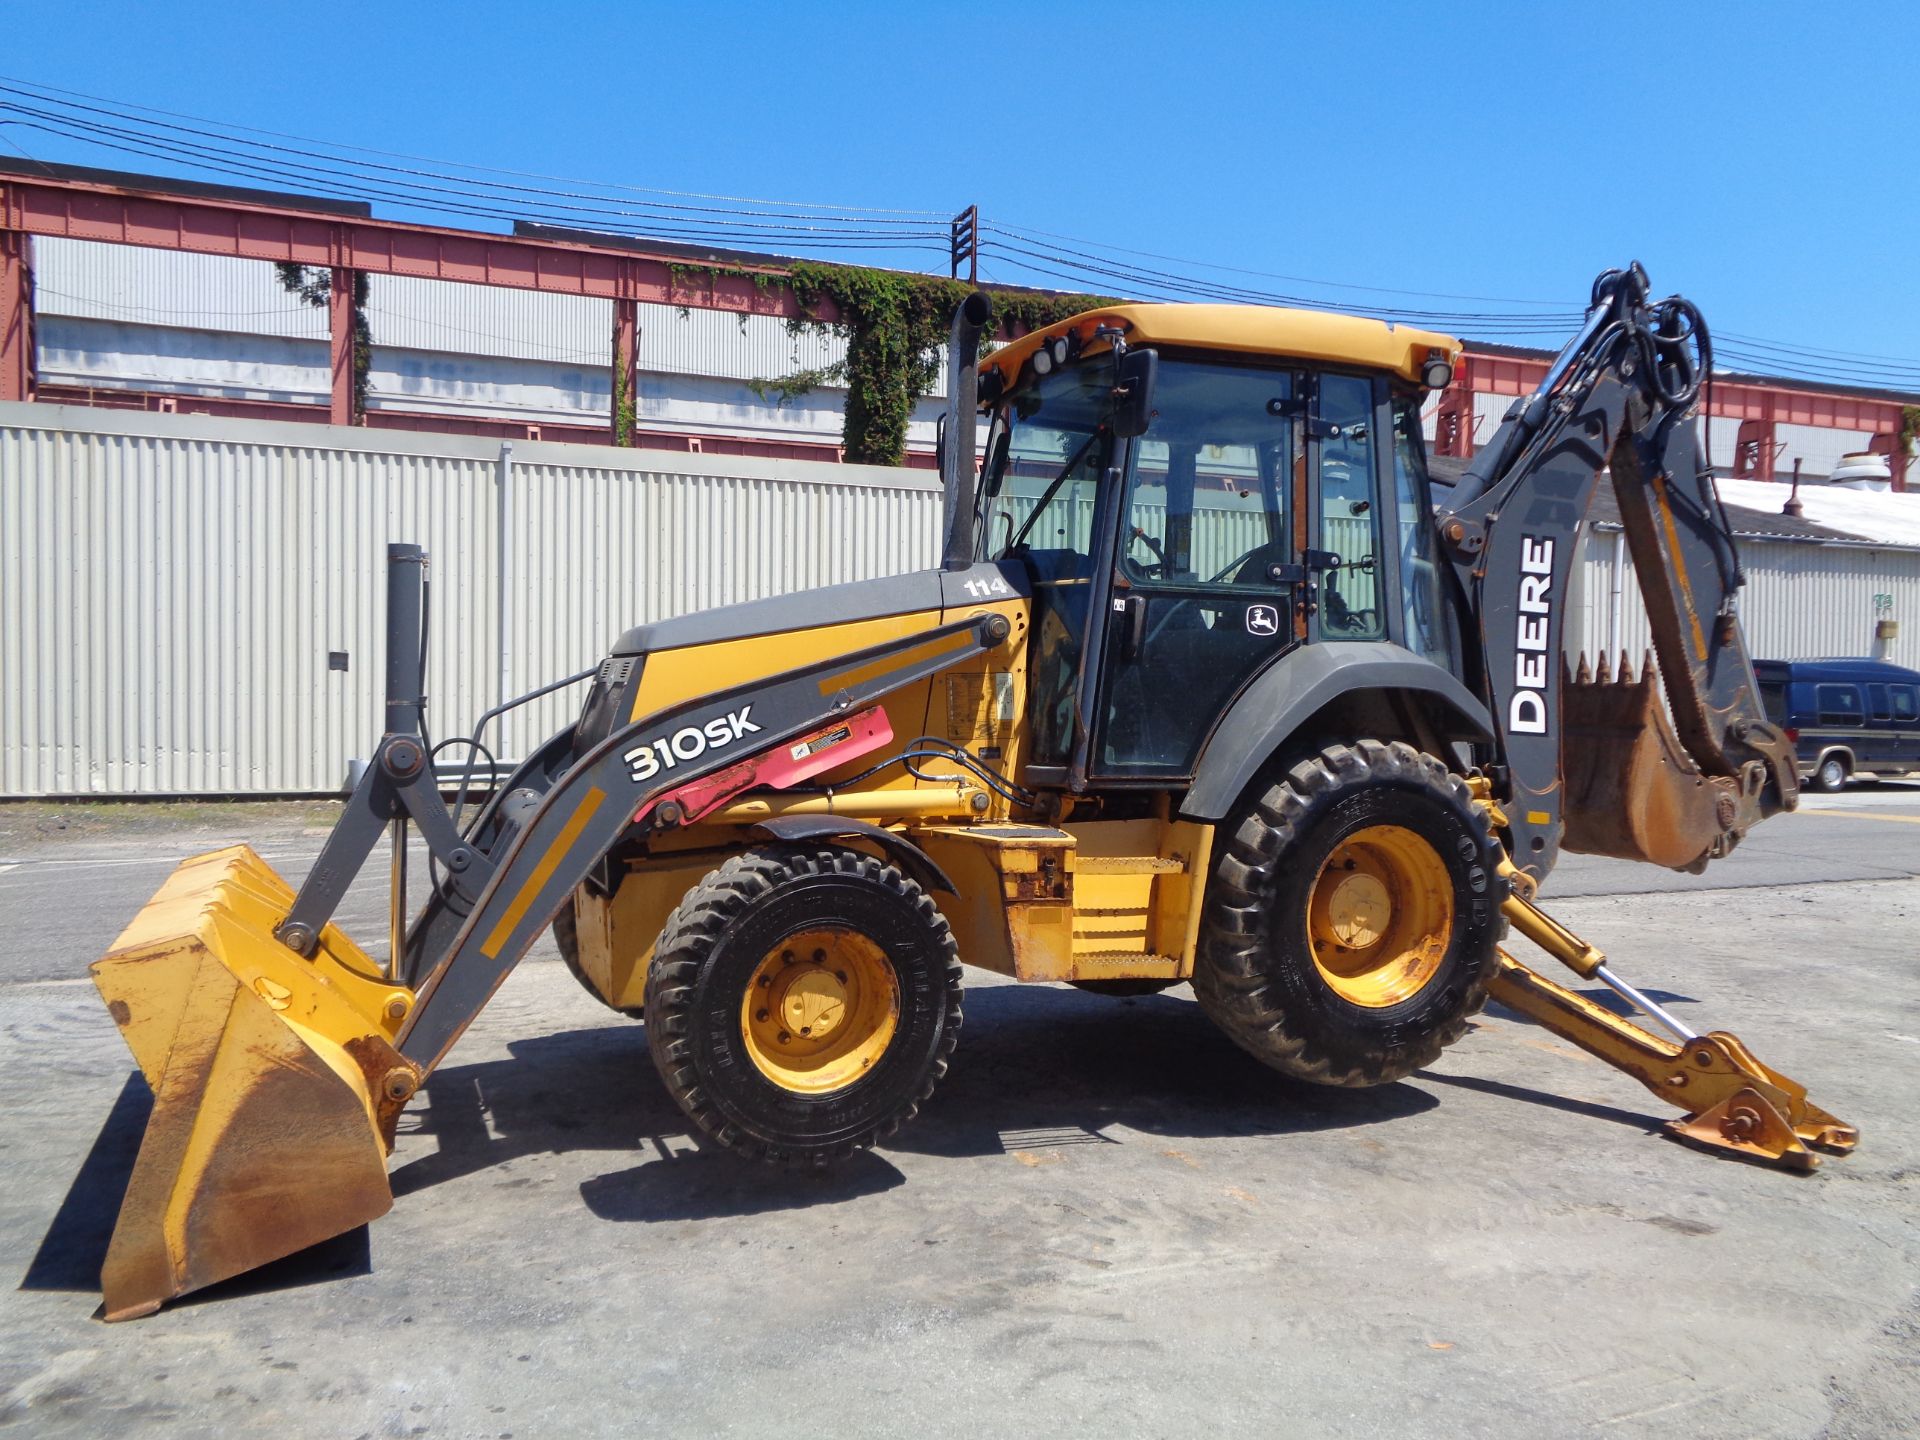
[[1574, 652, 1593, 685], [89, 846, 413, 1320]]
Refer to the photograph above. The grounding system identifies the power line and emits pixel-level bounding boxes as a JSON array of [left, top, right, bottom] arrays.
[[988, 218, 1578, 308], [0, 97, 950, 246], [981, 232, 1586, 337], [9, 78, 1917, 390], [0, 74, 947, 218]]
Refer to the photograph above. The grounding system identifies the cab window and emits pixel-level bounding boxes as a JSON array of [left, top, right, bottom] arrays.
[[977, 357, 1119, 766], [1317, 374, 1383, 639], [1391, 397, 1455, 667]]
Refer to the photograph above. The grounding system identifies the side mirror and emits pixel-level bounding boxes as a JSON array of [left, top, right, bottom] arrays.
[[1111, 349, 1158, 438]]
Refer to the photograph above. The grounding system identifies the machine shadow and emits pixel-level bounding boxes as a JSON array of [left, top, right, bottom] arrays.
[[1416, 1070, 1664, 1134], [395, 983, 1442, 1228], [21, 1070, 370, 1308], [883, 984, 1437, 1159], [20, 1071, 150, 1293]]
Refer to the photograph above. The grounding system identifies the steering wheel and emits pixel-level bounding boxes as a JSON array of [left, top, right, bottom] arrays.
[[1127, 527, 1170, 579], [1200, 542, 1279, 587]]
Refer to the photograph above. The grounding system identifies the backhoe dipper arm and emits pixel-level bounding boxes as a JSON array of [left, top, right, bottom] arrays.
[[1435, 264, 1797, 884]]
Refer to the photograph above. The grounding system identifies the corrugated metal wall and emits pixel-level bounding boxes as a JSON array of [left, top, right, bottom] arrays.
[[1569, 527, 1920, 669], [36, 238, 326, 340], [5, 403, 1918, 796], [0, 403, 938, 796]]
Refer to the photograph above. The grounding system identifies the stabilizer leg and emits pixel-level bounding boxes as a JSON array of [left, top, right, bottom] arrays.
[[1487, 891, 1857, 1170]]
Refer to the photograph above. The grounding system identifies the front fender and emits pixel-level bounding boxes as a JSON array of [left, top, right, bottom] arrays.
[[1181, 642, 1493, 820], [750, 815, 957, 895]]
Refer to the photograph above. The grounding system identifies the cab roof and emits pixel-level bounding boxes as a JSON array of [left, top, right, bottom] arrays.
[[981, 303, 1462, 389]]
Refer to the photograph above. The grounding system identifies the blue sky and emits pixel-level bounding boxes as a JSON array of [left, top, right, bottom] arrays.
[[6, 2, 1917, 382]]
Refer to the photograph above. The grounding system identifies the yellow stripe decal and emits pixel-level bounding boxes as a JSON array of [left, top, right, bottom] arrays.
[[817, 630, 972, 697], [1526, 810, 1552, 825], [480, 787, 606, 958]]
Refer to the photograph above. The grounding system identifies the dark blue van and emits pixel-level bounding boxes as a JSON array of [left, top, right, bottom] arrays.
[[1753, 658, 1920, 791]]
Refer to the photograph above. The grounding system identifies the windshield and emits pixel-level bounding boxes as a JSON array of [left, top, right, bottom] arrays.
[[977, 356, 1118, 568]]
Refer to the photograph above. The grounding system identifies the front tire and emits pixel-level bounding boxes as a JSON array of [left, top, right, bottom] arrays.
[[1194, 741, 1504, 1087], [644, 846, 962, 1167]]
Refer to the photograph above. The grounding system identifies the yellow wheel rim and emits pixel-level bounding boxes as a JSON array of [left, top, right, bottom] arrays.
[[1305, 824, 1453, 1008], [740, 929, 900, 1093]]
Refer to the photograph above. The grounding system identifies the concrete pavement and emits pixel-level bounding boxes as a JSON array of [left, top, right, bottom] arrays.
[[1, 794, 1915, 1437]]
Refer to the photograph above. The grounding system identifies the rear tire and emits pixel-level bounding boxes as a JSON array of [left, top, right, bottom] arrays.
[[645, 846, 962, 1167], [1194, 741, 1504, 1087], [1811, 754, 1849, 793]]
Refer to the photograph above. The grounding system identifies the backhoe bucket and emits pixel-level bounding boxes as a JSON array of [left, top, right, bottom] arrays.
[[89, 846, 418, 1321], [1560, 652, 1731, 871]]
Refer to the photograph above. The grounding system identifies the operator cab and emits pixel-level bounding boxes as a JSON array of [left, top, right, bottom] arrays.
[[973, 305, 1461, 788]]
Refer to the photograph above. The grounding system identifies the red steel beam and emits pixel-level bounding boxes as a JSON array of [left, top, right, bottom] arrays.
[[1, 229, 30, 403], [328, 267, 355, 426], [0, 172, 833, 321], [1457, 350, 1906, 432], [5, 172, 1908, 484], [612, 298, 638, 446]]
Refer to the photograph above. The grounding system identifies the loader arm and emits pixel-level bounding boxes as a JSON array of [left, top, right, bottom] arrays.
[[394, 612, 1006, 1071], [1435, 264, 1797, 884], [89, 590, 1009, 1320]]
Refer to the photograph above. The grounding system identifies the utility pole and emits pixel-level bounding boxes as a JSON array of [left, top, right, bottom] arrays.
[[949, 205, 979, 285]]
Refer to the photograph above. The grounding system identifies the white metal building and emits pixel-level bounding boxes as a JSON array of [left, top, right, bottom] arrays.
[[6, 402, 1919, 799], [32, 238, 952, 453]]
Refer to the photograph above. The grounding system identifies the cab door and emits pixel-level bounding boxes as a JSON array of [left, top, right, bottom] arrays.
[[1090, 360, 1306, 778]]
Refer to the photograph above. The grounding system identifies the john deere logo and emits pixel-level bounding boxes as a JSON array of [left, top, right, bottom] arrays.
[[1246, 604, 1280, 636]]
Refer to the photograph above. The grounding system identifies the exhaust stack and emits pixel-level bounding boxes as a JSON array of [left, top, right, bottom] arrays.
[[941, 291, 995, 570]]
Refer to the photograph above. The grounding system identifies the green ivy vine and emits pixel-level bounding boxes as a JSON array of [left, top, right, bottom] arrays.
[[612, 358, 636, 447], [1901, 404, 1920, 458], [274, 263, 370, 422], [670, 260, 1112, 466]]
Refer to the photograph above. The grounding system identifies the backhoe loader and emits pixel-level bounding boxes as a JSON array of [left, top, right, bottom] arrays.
[[87, 264, 1856, 1321]]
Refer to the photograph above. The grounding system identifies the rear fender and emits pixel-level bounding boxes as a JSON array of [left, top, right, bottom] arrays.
[[1181, 642, 1493, 821]]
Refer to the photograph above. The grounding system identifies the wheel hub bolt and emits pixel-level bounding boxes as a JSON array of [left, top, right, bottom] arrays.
[[756, 1008, 770, 1022], [777, 1031, 791, 1044]]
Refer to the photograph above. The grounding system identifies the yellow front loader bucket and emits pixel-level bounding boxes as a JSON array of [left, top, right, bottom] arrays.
[[89, 846, 420, 1321]]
